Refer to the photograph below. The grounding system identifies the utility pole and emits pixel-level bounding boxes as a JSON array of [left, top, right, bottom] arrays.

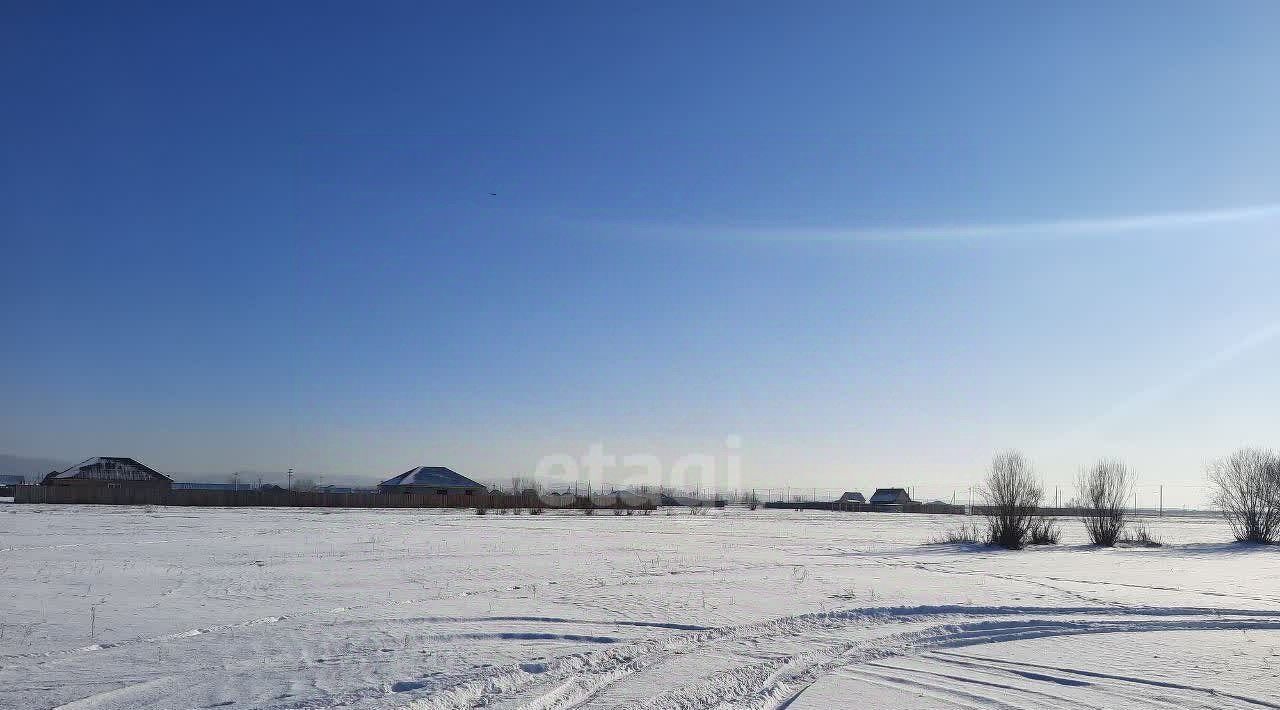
[[287, 468, 294, 490], [1159, 485, 1164, 517]]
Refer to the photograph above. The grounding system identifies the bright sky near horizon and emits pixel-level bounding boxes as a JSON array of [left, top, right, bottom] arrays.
[[3, 2, 1278, 505]]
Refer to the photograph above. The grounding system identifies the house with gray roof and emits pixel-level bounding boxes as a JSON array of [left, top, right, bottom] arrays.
[[46, 457, 173, 489], [869, 487, 912, 506], [0, 474, 25, 496], [378, 466, 486, 496]]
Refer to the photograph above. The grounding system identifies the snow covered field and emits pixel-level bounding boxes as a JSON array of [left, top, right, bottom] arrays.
[[2, 504, 1278, 710]]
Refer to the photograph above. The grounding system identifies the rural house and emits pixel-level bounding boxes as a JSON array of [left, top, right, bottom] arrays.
[[45, 457, 173, 489], [0, 474, 24, 496], [835, 491, 866, 504], [377, 466, 486, 496], [869, 487, 912, 506]]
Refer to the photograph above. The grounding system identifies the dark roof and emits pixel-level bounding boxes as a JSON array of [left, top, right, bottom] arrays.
[[837, 491, 865, 502], [50, 457, 172, 482], [0, 474, 25, 485], [869, 487, 910, 504], [378, 466, 485, 489]]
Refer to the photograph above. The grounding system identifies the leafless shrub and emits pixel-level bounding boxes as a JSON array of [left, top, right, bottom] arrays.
[[1076, 458, 1134, 546], [528, 507, 543, 515], [929, 523, 985, 545], [1118, 522, 1162, 547], [474, 506, 487, 515], [981, 450, 1044, 549], [1208, 448, 1280, 543], [1027, 516, 1060, 545]]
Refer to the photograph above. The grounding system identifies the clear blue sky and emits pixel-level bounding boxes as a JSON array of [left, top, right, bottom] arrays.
[[3, 2, 1278, 503]]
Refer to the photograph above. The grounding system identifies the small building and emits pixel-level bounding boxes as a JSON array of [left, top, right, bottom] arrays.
[[45, 457, 173, 489], [172, 482, 256, 491], [0, 474, 25, 496], [378, 466, 486, 496], [835, 491, 866, 504], [869, 487, 912, 506], [315, 485, 373, 494]]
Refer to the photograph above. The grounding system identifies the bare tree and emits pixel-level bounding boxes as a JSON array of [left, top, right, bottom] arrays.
[[1208, 448, 1280, 544], [1076, 458, 1134, 546], [980, 450, 1044, 549]]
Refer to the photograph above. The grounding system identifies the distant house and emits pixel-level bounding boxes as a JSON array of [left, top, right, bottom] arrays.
[[0, 474, 25, 496], [377, 467, 486, 496], [835, 491, 866, 504], [45, 457, 173, 489], [869, 487, 912, 505]]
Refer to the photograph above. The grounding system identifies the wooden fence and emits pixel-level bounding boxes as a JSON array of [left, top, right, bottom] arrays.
[[12, 485, 656, 511], [763, 500, 966, 515]]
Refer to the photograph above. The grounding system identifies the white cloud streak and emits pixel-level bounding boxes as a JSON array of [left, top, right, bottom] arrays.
[[648, 203, 1280, 244]]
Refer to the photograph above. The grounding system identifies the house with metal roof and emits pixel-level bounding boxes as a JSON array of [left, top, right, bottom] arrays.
[[45, 457, 173, 489], [869, 487, 912, 505], [835, 491, 866, 504], [377, 466, 486, 496], [0, 474, 25, 496]]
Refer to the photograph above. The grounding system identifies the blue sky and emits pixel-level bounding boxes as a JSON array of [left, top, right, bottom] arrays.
[[3, 2, 1278, 503]]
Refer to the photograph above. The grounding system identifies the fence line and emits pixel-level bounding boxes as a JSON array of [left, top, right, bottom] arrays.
[[12, 485, 656, 510]]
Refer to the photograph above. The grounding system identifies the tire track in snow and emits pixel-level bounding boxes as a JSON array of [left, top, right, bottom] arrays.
[[928, 650, 1280, 708], [0, 616, 287, 667], [399, 605, 1280, 710], [626, 614, 1280, 710]]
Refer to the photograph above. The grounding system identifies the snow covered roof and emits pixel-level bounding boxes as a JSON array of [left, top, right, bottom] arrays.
[[378, 466, 485, 489], [869, 487, 910, 504], [50, 457, 172, 482]]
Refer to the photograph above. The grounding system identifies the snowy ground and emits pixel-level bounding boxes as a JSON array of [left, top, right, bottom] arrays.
[[2, 504, 1277, 710]]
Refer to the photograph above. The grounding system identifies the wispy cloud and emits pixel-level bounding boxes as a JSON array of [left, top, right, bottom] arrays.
[[611, 203, 1280, 244]]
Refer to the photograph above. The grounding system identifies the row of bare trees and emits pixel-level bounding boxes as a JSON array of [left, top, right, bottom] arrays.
[[977, 447, 1280, 549], [979, 451, 1139, 549]]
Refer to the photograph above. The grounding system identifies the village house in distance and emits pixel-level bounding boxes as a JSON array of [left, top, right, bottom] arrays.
[[42, 457, 173, 490], [869, 487, 912, 506], [376, 466, 487, 496]]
